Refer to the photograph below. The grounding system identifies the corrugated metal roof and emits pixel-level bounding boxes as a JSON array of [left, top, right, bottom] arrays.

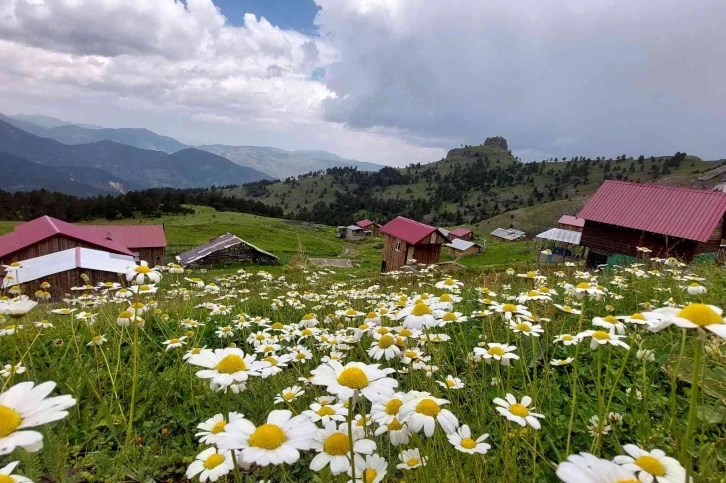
[[558, 215, 585, 228], [1, 247, 135, 287], [347, 225, 363, 231], [0, 216, 134, 259], [176, 233, 278, 266], [577, 180, 726, 242], [490, 228, 526, 240], [536, 228, 582, 245], [450, 227, 472, 237], [356, 219, 376, 228], [80, 225, 167, 248], [446, 238, 480, 251], [380, 216, 445, 245]]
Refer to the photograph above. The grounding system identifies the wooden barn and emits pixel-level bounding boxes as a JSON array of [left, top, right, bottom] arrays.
[[80, 225, 167, 265], [446, 238, 483, 257], [557, 215, 585, 232], [0, 216, 134, 269], [356, 219, 381, 236], [379, 217, 448, 272], [578, 180, 726, 265], [1, 247, 135, 299], [176, 233, 278, 267], [449, 228, 474, 241]]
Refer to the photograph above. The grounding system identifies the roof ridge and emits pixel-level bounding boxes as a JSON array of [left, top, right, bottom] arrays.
[[44, 215, 60, 234], [604, 179, 726, 196]]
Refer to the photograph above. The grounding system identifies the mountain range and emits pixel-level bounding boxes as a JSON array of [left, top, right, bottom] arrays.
[[0, 113, 384, 192]]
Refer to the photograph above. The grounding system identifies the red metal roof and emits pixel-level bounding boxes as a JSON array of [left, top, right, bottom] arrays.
[[577, 180, 726, 242], [380, 216, 444, 245], [450, 227, 472, 237], [0, 216, 134, 259], [558, 215, 585, 228], [79, 225, 167, 248], [356, 219, 375, 229]]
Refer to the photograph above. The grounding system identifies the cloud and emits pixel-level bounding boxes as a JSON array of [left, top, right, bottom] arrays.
[[315, 0, 726, 160]]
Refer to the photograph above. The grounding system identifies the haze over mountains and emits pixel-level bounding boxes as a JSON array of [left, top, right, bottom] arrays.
[[0, 113, 384, 195]]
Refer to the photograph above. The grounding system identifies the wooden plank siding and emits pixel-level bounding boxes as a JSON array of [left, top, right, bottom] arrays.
[[382, 235, 408, 272], [11, 268, 127, 301], [133, 247, 165, 266], [0, 235, 106, 266], [382, 230, 447, 272]]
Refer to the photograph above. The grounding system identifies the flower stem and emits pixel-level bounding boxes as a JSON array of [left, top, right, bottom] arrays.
[[125, 323, 139, 444], [565, 298, 586, 456], [683, 335, 703, 478], [668, 329, 687, 433], [348, 395, 357, 483]]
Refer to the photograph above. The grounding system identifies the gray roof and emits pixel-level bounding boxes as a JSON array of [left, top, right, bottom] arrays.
[[490, 228, 526, 240], [536, 227, 582, 245], [347, 225, 363, 231], [176, 233, 278, 266], [445, 238, 480, 251]]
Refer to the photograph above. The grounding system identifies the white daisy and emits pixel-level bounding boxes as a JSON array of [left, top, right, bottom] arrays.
[[367, 333, 401, 361], [187, 348, 267, 391], [396, 302, 438, 330], [493, 393, 544, 429], [646, 304, 726, 339], [436, 375, 465, 390], [447, 424, 490, 455], [195, 412, 245, 445], [0, 461, 32, 483], [396, 448, 427, 470], [274, 385, 305, 405], [473, 343, 520, 366], [557, 452, 639, 483], [310, 361, 397, 403], [399, 391, 459, 437], [613, 445, 690, 483], [310, 421, 376, 475], [302, 402, 347, 424], [347, 453, 387, 483], [186, 447, 234, 482]]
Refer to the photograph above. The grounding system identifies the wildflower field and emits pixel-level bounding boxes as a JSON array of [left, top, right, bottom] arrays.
[[1, 259, 725, 482]]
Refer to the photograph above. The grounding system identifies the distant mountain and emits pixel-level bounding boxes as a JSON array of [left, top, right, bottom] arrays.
[[0, 152, 132, 196], [0, 114, 187, 153], [0, 119, 272, 194], [199, 144, 385, 179], [10, 113, 102, 129]]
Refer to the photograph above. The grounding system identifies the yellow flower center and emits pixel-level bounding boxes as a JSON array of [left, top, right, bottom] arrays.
[[366, 312, 377, 319], [363, 469, 377, 481], [346, 309, 358, 316], [135, 266, 151, 274], [256, 334, 266, 340], [376, 327, 389, 335], [677, 303, 722, 327], [446, 379, 456, 387], [295, 353, 306, 360], [337, 367, 369, 389], [540, 287, 550, 293], [407, 458, 421, 467], [302, 313, 315, 320], [191, 348, 202, 355], [502, 304, 517, 313], [211, 421, 227, 434], [170, 338, 180, 344], [399, 328, 413, 337], [444, 278, 455, 286], [0, 405, 22, 437], [416, 399, 440, 417], [488, 346, 506, 356], [323, 432, 350, 456], [249, 424, 287, 449], [509, 403, 529, 417], [411, 303, 432, 317], [358, 324, 370, 331], [440, 294, 452, 302], [386, 398, 403, 415], [515, 323, 531, 332], [576, 282, 591, 289], [0, 475, 14, 483], [443, 312, 457, 322], [460, 438, 477, 449], [563, 306, 572, 311], [301, 329, 313, 336], [378, 335, 395, 349], [562, 335, 573, 341], [283, 392, 296, 400], [615, 480, 638, 483], [527, 290, 540, 297], [634, 455, 666, 476], [92, 336, 103, 343], [631, 313, 646, 320], [592, 331, 611, 340], [264, 345, 275, 352], [216, 355, 247, 374], [317, 406, 336, 417], [139, 285, 151, 292], [405, 350, 418, 358], [271, 322, 284, 329], [603, 315, 619, 324], [203, 453, 226, 470], [388, 418, 403, 430], [525, 272, 535, 278]]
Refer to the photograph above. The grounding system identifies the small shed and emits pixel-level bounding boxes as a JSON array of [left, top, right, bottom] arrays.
[[490, 228, 526, 242], [557, 215, 585, 233], [578, 180, 726, 265], [1, 247, 135, 299], [446, 238, 483, 257], [356, 219, 381, 236], [176, 233, 278, 267], [379, 216, 448, 272], [346, 225, 366, 241], [79, 225, 167, 265], [449, 228, 473, 241], [536, 228, 583, 263]]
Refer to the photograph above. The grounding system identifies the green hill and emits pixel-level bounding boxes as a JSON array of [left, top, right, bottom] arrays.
[[225, 138, 720, 228]]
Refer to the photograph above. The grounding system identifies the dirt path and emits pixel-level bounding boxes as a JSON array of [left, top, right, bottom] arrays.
[[343, 247, 359, 257], [309, 258, 353, 268]]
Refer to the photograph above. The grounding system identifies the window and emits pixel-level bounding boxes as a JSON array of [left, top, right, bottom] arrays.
[[394, 240, 401, 251]]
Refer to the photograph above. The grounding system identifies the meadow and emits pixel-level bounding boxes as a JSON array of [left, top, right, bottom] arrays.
[[0, 254, 725, 482]]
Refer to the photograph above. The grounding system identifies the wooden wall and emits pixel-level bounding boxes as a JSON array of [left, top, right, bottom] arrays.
[[413, 244, 442, 265], [133, 247, 165, 266], [449, 245, 481, 257], [382, 235, 408, 272], [0, 235, 105, 266], [558, 223, 583, 233], [190, 244, 278, 267], [9, 268, 127, 301]]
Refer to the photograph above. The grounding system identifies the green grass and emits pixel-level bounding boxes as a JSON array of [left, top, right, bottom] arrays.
[[1, 261, 725, 481], [0, 220, 20, 236]]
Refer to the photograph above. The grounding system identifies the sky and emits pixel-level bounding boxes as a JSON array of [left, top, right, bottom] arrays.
[[0, 0, 724, 166]]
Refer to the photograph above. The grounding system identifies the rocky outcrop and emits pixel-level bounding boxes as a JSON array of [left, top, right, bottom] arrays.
[[484, 136, 508, 151]]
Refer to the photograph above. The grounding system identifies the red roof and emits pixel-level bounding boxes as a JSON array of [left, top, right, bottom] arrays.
[[577, 181, 726, 242], [380, 216, 444, 245], [356, 219, 375, 229], [558, 215, 585, 228], [0, 216, 134, 259], [79, 225, 167, 248], [450, 227, 472, 237]]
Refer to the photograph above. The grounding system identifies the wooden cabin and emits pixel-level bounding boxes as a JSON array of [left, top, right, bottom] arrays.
[[176, 233, 278, 267], [557, 215, 585, 233], [356, 219, 381, 236], [490, 228, 526, 242], [79, 225, 167, 265], [449, 228, 473, 241], [346, 225, 366, 241], [446, 238, 483, 257], [379, 217, 448, 271], [578, 180, 726, 265], [1, 247, 135, 299]]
